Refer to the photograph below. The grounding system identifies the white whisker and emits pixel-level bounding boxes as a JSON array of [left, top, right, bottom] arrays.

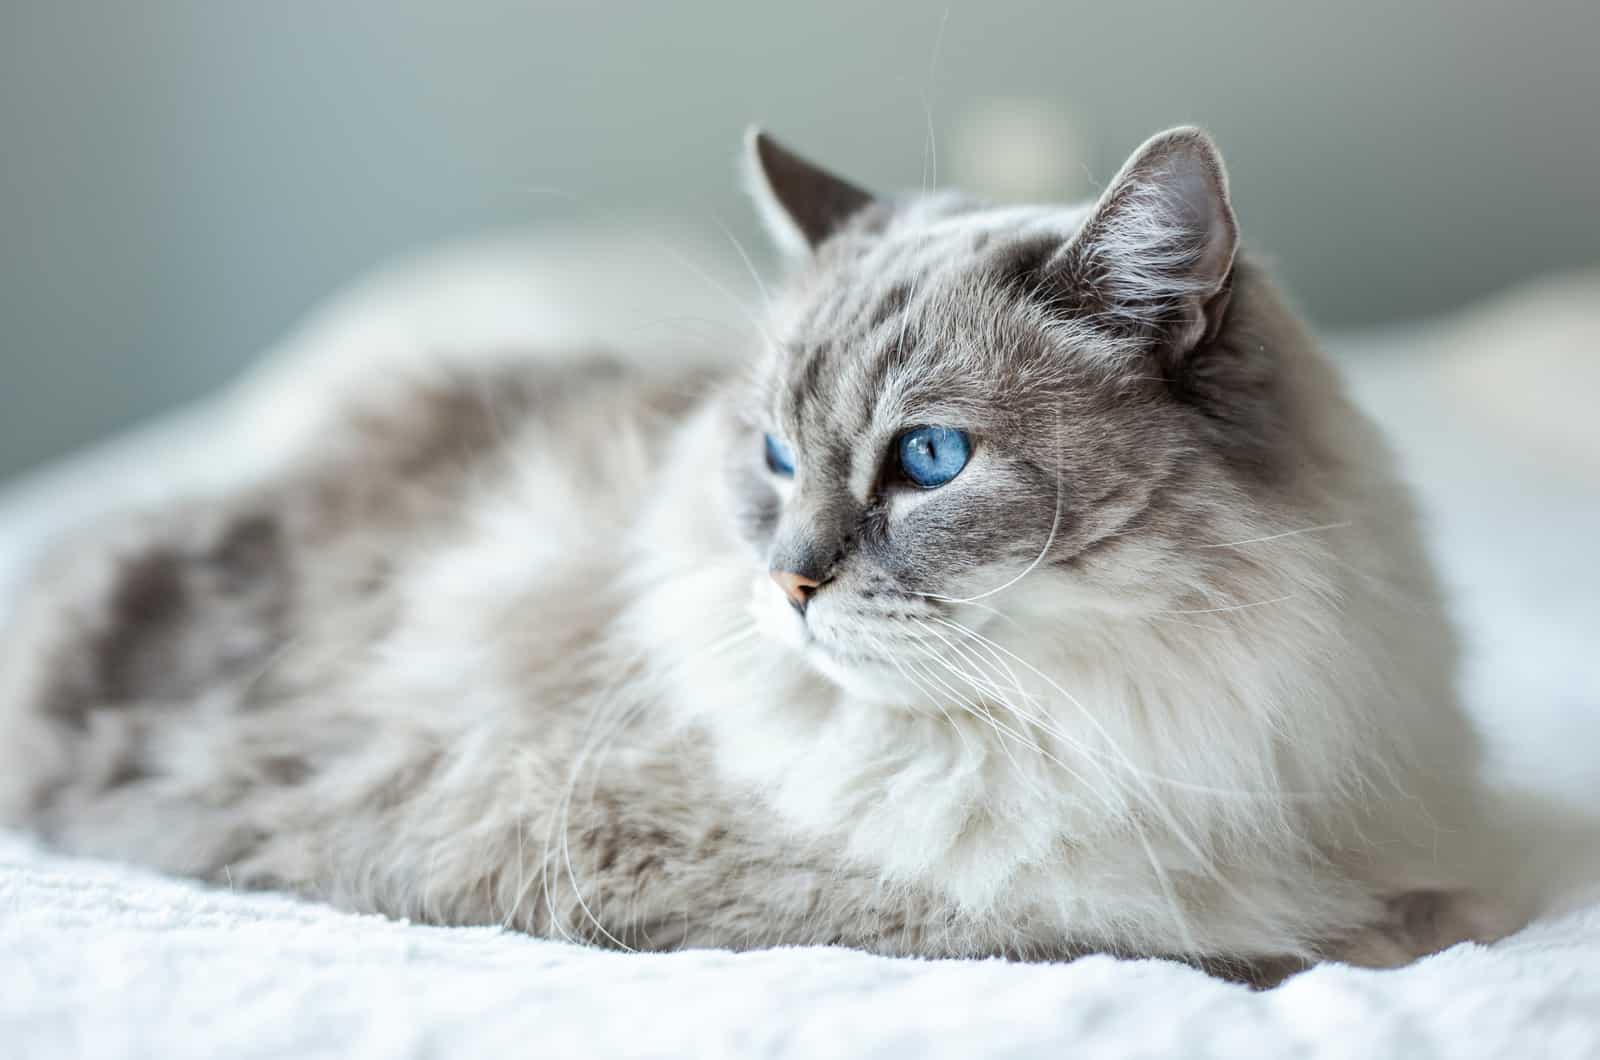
[[515, 184, 782, 352], [1157, 594, 1298, 616], [921, 403, 1064, 604], [928, 615, 1321, 803], [904, 634, 1115, 810], [920, 3, 952, 194], [911, 624, 1204, 956], [537, 616, 757, 950], [708, 213, 774, 309], [1198, 522, 1352, 550]]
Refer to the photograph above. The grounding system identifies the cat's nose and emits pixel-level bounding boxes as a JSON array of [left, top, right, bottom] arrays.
[[770, 570, 822, 614]]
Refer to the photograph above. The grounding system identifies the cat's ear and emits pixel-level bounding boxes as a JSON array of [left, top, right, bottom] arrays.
[[1054, 126, 1238, 359], [744, 128, 876, 256]]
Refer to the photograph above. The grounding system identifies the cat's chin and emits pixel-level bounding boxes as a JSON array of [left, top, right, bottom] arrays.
[[801, 647, 922, 706]]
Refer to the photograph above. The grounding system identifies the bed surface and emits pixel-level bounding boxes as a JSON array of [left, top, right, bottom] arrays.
[[3, 831, 1597, 1060]]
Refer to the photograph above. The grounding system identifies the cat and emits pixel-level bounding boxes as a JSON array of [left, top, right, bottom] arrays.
[[0, 126, 1517, 982]]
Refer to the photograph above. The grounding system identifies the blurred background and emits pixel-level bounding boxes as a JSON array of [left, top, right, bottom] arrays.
[[2, 0, 1599, 482]]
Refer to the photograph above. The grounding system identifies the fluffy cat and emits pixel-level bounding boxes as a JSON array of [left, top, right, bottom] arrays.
[[0, 126, 1516, 981]]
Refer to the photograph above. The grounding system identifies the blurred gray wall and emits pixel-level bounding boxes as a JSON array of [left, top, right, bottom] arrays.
[[3, 0, 1598, 481]]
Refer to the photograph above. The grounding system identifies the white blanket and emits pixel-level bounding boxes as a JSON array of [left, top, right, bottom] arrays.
[[2, 831, 1597, 1060], [3, 236, 1597, 1058]]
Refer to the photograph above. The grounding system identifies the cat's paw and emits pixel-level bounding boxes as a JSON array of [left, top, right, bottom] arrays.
[[1323, 890, 1521, 969]]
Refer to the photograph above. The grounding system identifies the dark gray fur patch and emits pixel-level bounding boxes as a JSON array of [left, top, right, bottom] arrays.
[[97, 549, 189, 702], [259, 753, 312, 787], [865, 283, 912, 331], [787, 343, 832, 412], [212, 514, 281, 594]]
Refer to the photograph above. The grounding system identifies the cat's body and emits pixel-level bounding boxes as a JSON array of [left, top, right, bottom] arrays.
[[0, 129, 1515, 977]]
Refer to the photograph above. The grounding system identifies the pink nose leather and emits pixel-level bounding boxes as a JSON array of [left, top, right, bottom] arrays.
[[770, 570, 821, 610]]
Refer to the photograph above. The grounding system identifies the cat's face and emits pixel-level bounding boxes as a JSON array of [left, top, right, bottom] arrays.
[[723, 128, 1277, 702]]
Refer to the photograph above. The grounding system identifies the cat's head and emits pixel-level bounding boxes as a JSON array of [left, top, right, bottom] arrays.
[[722, 126, 1307, 703]]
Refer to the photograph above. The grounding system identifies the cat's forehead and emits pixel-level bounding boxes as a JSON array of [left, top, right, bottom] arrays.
[[815, 201, 1089, 304], [761, 199, 1093, 438], [768, 199, 1094, 355]]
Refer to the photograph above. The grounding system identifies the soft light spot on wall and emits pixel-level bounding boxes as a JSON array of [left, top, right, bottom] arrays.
[[949, 97, 1088, 202]]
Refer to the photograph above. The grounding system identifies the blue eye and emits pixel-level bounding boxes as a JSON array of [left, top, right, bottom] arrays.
[[897, 426, 971, 488], [764, 433, 796, 477]]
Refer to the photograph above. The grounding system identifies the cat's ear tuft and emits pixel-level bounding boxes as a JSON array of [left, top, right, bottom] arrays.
[[744, 127, 876, 257], [1059, 126, 1239, 358]]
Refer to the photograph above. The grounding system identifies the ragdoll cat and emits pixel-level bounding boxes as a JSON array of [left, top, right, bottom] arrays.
[[0, 126, 1515, 980]]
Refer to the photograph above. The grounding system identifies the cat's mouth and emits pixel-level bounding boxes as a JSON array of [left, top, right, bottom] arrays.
[[748, 573, 963, 703]]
